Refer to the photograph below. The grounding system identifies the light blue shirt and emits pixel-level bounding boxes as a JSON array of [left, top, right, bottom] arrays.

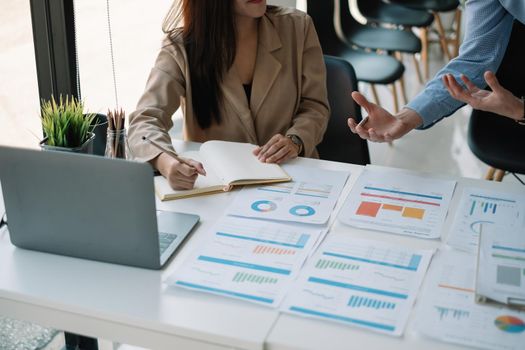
[[407, 0, 525, 128]]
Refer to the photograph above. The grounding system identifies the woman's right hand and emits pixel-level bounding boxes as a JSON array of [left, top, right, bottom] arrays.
[[152, 152, 205, 190]]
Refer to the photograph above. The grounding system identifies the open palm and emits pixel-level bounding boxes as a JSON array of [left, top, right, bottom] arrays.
[[347, 92, 421, 142], [443, 71, 523, 120]]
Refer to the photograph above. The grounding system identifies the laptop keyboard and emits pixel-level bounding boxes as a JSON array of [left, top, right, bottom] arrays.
[[159, 232, 178, 255]]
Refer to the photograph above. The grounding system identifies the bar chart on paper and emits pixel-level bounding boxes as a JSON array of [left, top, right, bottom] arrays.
[[416, 250, 525, 350], [167, 216, 324, 307], [282, 236, 433, 336], [447, 188, 525, 254], [348, 295, 396, 310], [339, 167, 456, 239]]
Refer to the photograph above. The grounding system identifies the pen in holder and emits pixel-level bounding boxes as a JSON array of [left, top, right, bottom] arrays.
[[105, 108, 130, 159]]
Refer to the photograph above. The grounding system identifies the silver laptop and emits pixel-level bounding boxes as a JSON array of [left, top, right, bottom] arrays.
[[0, 146, 199, 269]]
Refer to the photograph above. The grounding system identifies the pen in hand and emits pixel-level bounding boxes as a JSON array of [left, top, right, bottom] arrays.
[[356, 116, 369, 129], [141, 136, 206, 176]]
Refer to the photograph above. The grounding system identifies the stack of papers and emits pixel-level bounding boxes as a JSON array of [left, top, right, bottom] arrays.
[[477, 224, 525, 308], [415, 249, 525, 350]]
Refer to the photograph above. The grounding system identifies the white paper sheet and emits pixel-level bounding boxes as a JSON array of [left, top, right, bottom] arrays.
[[281, 235, 433, 336], [338, 167, 456, 239], [447, 188, 525, 254], [226, 165, 349, 225], [415, 249, 525, 350], [166, 216, 324, 307], [477, 224, 525, 306]]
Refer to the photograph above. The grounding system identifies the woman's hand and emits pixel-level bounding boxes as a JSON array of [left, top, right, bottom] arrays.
[[253, 134, 300, 164], [443, 71, 524, 121], [347, 92, 422, 142], [152, 152, 206, 190]]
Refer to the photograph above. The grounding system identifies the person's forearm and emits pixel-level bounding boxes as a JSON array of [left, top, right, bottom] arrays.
[[151, 153, 171, 176], [511, 97, 525, 120], [395, 108, 424, 129]]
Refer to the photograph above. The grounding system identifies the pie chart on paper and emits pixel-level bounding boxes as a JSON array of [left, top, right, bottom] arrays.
[[251, 200, 277, 212], [494, 315, 525, 333]]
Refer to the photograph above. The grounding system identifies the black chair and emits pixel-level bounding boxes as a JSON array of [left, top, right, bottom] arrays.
[[338, 0, 421, 54], [468, 111, 525, 180], [356, 0, 434, 84], [357, 0, 434, 28], [337, 0, 421, 110], [392, 0, 462, 77], [467, 21, 525, 182], [306, 0, 405, 111], [318, 56, 370, 165]]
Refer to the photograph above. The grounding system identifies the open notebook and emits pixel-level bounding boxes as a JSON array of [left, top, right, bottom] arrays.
[[154, 141, 291, 201]]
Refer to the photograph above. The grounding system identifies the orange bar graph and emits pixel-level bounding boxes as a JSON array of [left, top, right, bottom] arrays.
[[402, 207, 425, 219], [356, 201, 381, 217], [253, 245, 296, 255], [382, 204, 403, 211]]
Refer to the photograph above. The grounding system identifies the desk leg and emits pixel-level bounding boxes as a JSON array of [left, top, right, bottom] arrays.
[[65, 332, 99, 350]]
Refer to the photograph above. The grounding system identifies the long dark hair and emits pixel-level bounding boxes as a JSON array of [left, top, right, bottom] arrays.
[[163, 0, 236, 129]]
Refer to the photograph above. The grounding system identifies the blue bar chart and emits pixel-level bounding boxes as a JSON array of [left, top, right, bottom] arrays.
[[348, 295, 396, 310]]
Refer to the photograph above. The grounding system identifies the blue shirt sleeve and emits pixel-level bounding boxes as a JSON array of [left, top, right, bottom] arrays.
[[406, 0, 515, 129]]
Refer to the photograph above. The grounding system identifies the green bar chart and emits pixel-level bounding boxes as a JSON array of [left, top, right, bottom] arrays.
[[232, 272, 278, 284], [315, 259, 359, 271]]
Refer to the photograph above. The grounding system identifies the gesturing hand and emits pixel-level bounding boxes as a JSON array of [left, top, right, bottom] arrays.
[[253, 134, 300, 164], [154, 152, 206, 190], [443, 71, 524, 121], [347, 92, 422, 142]]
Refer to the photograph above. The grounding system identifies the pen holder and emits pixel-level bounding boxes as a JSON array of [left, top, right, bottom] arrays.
[[105, 129, 131, 159]]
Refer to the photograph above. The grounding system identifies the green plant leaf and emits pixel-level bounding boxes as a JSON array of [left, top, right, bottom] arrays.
[[40, 95, 95, 148]]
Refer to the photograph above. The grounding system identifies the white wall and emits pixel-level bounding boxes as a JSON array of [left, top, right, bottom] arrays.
[[268, 0, 296, 7]]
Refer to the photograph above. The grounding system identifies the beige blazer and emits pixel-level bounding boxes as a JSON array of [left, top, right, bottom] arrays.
[[128, 7, 329, 161]]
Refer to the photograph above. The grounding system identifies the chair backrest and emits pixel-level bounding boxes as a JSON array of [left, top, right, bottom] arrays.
[[306, 0, 345, 56], [356, 0, 382, 17], [317, 55, 370, 165], [338, 0, 361, 32]]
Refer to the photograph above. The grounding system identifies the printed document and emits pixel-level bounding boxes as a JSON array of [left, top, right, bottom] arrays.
[[447, 188, 525, 254], [226, 165, 349, 225], [476, 224, 525, 307], [416, 249, 525, 350], [339, 167, 456, 239], [281, 235, 433, 336], [166, 216, 324, 307]]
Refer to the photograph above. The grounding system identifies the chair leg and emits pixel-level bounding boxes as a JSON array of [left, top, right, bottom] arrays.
[[433, 11, 452, 60], [485, 167, 497, 181], [494, 169, 506, 182], [420, 27, 429, 80], [398, 76, 408, 105], [370, 84, 381, 106], [453, 8, 462, 57], [412, 54, 423, 84], [390, 83, 399, 113]]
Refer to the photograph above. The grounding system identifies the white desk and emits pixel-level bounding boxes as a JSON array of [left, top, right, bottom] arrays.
[[0, 141, 279, 350], [0, 141, 522, 350]]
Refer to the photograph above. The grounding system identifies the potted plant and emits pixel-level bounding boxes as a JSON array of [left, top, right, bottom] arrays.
[[39, 95, 97, 154]]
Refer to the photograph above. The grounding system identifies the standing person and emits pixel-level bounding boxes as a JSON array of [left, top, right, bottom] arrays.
[[128, 0, 329, 190], [347, 0, 525, 142]]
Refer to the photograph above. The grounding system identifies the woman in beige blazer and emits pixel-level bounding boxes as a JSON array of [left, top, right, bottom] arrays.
[[128, 0, 329, 190]]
